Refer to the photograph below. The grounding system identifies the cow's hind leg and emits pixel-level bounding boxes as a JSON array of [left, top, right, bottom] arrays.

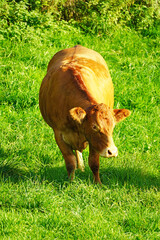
[[76, 150, 85, 172], [54, 130, 76, 181]]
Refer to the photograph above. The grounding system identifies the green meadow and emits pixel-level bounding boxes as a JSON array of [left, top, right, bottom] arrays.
[[0, 1, 160, 239]]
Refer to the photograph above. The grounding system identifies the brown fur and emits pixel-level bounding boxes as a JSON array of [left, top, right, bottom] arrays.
[[39, 45, 131, 184]]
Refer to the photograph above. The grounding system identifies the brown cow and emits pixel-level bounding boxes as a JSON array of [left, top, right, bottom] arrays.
[[39, 45, 131, 184]]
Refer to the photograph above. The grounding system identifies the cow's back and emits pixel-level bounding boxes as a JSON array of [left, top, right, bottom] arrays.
[[39, 45, 114, 130], [47, 45, 107, 72], [47, 45, 113, 106]]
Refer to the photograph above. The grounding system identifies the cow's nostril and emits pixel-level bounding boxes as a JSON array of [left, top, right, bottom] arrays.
[[108, 149, 112, 156]]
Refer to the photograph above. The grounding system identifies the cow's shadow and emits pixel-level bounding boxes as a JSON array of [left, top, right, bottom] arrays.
[[0, 151, 159, 189], [99, 166, 160, 190], [33, 164, 160, 190], [1, 143, 159, 189]]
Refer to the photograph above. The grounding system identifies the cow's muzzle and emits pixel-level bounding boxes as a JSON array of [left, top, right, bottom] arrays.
[[100, 146, 118, 158]]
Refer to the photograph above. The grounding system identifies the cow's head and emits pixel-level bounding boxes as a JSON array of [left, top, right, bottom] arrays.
[[69, 103, 131, 157]]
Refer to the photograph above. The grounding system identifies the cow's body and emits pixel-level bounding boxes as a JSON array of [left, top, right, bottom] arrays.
[[39, 45, 130, 183]]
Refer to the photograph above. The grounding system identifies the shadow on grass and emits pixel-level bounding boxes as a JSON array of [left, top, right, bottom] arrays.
[[0, 163, 28, 183], [30, 165, 160, 190], [0, 146, 159, 189], [100, 166, 160, 190], [0, 163, 159, 190], [0, 147, 28, 182]]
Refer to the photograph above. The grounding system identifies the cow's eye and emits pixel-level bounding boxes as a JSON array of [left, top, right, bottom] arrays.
[[92, 124, 100, 132]]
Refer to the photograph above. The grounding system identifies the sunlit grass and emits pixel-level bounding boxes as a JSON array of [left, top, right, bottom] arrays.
[[0, 23, 160, 239]]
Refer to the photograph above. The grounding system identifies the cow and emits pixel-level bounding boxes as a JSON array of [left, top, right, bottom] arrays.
[[39, 45, 131, 184]]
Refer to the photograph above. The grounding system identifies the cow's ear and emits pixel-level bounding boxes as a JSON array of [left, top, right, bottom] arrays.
[[69, 107, 86, 124], [113, 109, 131, 123]]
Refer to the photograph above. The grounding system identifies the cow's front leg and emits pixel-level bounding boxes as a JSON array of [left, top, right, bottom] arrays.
[[54, 130, 76, 181], [88, 145, 101, 184]]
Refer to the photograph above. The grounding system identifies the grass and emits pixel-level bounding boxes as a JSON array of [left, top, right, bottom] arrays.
[[0, 22, 160, 239]]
